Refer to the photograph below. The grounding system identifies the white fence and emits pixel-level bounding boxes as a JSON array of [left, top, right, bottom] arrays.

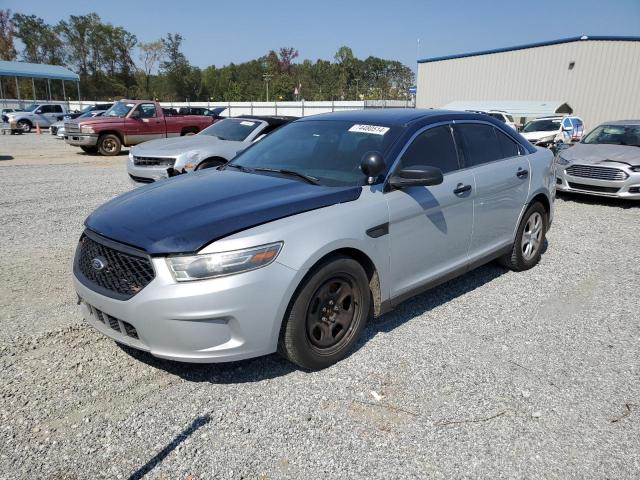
[[1, 99, 414, 117]]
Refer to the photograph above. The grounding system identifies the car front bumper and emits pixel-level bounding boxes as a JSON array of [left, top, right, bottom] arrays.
[[73, 256, 299, 363], [555, 165, 640, 199], [65, 134, 98, 147]]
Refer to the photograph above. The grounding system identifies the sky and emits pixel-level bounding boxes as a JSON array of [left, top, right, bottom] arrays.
[[3, 0, 640, 71]]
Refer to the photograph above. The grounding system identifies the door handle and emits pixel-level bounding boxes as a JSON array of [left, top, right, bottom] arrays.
[[517, 168, 529, 179], [453, 183, 472, 196]]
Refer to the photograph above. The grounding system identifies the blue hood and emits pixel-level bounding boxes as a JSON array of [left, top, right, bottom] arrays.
[[85, 170, 361, 255]]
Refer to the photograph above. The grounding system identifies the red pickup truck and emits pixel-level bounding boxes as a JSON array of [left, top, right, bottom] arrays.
[[64, 100, 216, 156]]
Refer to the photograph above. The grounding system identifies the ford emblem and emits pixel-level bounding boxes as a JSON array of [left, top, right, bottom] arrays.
[[91, 257, 107, 271]]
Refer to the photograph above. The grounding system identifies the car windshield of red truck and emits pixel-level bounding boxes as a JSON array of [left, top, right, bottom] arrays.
[[104, 102, 136, 118]]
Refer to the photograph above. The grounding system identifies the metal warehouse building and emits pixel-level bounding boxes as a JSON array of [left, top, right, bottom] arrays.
[[416, 36, 640, 129]]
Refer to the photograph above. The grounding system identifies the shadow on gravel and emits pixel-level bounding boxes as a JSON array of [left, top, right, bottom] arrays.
[[0, 155, 14, 160], [122, 259, 512, 380], [556, 191, 639, 209], [118, 343, 296, 383], [129, 414, 210, 480]]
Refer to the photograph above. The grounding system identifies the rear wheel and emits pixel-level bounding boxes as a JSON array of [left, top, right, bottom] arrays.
[[279, 256, 370, 370], [17, 120, 31, 133], [500, 202, 548, 271], [80, 146, 98, 154], [97, 134, 122, 156]]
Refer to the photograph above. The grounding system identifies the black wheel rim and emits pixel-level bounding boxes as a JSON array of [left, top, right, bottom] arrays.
[[305, 275, 360, 350]]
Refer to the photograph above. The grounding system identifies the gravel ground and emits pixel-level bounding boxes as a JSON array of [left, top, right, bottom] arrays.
[[0, 133, 639, 479]]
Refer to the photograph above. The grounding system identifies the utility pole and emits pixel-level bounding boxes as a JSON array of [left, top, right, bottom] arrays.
[[263, 74, 273, 102]]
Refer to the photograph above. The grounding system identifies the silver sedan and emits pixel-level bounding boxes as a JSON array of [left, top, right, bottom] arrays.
[[555, 120, 640, 200], [127, 116, 295, 183]]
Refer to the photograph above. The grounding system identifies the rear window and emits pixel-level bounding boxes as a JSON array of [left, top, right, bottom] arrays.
[[456, 124, 502, 166]]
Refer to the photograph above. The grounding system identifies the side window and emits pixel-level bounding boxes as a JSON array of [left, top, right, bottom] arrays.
[[495, 129, 521, 158], [38, 105, 50, 113], [52, 105, 63, 113], [398, 125, 459, 174], [137, 104, 157, 118], [456, 124, 502, 166]]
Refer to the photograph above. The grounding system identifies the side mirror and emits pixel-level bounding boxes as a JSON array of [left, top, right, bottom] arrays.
[[130, 110, 141, 119], [35, 109, 43, 114], [389, 165, 444, 189], [360, 151, 385, 184], [562, 125, 573, 132]]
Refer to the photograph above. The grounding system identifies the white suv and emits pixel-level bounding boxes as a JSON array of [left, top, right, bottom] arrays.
[[521, 116, 585, 147]]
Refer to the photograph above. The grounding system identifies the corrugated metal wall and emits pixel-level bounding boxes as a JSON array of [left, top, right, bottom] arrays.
[[416, 39, 640, 129]]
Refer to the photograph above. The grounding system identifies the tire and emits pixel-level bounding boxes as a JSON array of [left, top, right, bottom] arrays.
[[80, 146, 98, 154], [278, 255, 371, 370], [196, 158, 225, 170], [97, 134, 122, 156], [500, 202, 548, 271], [17, 120, 31, 133]]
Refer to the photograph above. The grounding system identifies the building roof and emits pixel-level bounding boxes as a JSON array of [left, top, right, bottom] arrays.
[[418, 35, 640, 64], [443, 100, 573, 118], [0, 60, 79, 81]]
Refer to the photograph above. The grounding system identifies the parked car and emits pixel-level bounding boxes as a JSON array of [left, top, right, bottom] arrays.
[[73, 109, 554, 369], [51, 110, 106, 137], [128, 116, 296, 183], [555, 120, 640, 199], [66, 103, 113, 120], [5, 103, 68, 132], [467, 110, 517, 130], [178, 106, 226, 119], [521, 116, 585, 147], [64, 100, 216, 156]]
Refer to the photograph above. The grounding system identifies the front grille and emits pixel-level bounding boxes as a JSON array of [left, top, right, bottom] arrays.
[[75, 233, 155, 299], [133, 156, 176, 167], [86, 303, 139, 339], [568, 182, 620, 193], [64, 122, 80, 134], [566, 164, 628, 181]]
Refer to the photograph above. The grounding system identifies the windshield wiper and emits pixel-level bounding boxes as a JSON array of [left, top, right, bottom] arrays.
[[224, 163, 253, 173], [251, 168, 321, 185]]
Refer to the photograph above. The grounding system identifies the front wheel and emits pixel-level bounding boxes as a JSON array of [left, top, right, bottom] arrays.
[[278, 256, 371, 370], [500, 202, 548, 271], [97, 134, 122, 156], [17, 120, 31, 133]]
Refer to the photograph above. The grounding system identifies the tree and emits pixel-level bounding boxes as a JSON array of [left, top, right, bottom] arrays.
[[138, 40, 164, 97], [13, 13, 64, 65], [0, 9, 16, 60], [160, 33, 200, 100]]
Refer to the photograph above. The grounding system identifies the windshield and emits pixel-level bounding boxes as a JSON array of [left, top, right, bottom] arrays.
[[21, 104, 38, 112], [228, 120, 402, 187], [103, 102, 135, 118], [79, 110, 99, 119], [582, 125, 640, 147], [522, 119, 561, 133], [200, 118, 261, 141]]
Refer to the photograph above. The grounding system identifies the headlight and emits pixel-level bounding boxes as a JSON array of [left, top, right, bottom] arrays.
[[128, 151, 134, 161], [166, 242, 283, 281], [80, 125, 95, 134], [556, 155, 570, 166], [631, 165, 640, 173]]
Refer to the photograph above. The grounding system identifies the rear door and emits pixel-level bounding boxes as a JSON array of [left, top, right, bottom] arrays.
[[386, 124, 474, 299], [455, 122, 530, 260]]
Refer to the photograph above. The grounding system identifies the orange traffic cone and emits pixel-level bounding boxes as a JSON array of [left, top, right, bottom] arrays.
[[36, 122, 41, 135]]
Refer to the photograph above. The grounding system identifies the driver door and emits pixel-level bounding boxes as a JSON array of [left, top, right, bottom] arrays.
[[127, 103, 165, 144], [385, 124, 474, 299]]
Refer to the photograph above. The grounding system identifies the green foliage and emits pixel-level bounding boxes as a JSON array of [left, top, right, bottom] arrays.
[[5, 12, 414, 102]]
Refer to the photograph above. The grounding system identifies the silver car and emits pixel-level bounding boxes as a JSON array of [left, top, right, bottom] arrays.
[[127, 116, 295, 183], [73, 109, 554, 370], [51, 110, 106, 137], [555, 120, 640, 199]]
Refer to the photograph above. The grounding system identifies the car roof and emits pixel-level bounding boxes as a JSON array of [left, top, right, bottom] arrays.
[[600, 120, 640, 126], [295, 108, 491, 127]]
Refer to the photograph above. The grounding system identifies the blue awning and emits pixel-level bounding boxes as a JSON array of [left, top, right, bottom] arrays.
[[0, 60, 79, 81]]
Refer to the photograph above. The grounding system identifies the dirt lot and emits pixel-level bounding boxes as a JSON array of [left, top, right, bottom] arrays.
[[1, 133, 639, 479]]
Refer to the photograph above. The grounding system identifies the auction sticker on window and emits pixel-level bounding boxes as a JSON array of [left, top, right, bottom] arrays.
[[240, 121, 256, 126], [348, 124, 390, 135]]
